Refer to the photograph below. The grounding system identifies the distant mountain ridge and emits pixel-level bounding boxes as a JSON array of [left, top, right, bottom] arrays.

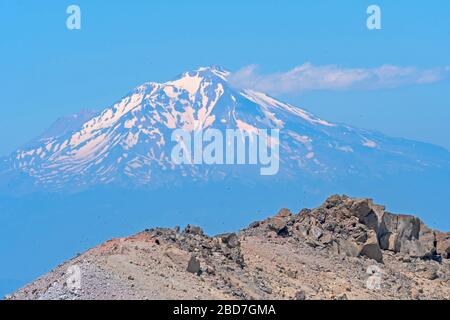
[[1, 66, 449, 193], [34, 109, 99, 142]]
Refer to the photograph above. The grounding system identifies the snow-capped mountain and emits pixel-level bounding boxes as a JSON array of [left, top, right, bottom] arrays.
[[1, 66, 449, 192], [1, 67, 450, 300]]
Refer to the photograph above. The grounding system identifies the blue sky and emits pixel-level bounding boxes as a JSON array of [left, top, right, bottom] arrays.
[[0, 0, 449, 155]]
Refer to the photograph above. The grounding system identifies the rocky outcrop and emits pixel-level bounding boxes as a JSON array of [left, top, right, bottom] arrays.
[[263, 195, 448, 263], [8, 195, 450, 301], [377, 211, 447, 260], [436, 232, 450, 259], [359, 231, 383, 263], [187, 255, 201, 275]]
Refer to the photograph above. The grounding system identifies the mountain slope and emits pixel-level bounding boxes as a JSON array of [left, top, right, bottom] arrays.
[[7, 195, 450, 300], [1, 66, 449, 193]]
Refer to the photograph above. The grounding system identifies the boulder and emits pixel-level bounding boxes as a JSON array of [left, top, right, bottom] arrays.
[[378, 213, 420, 253], [378, 232, 397, 251], [320, 233, 334, 245], [359, 231, 383, 263], [370, 204, 386, 220], [219, 233, 240, 249], [310, 226, 323, 240], [187, 255, 201, 275], [313, 208, 327, 224], [248, 221, 261, 229], [348, 199, 379, 232], [294, 224, 309, 238], [294, 290, 306, 300], [276, 208, 292, 218], [336, 293, 348, 300], [423, 267, 439, 280], [300, 195, 447, 261], [298, 208, 312, 216], [378, 212, 396, 250], [323, 194, 347, 209], [436, 232, 450, 259], [277, 226, 289, 237], [338, 239, 360, 258], [415, 223, 437, 259], [354, 232, 368, 244], [268, 217, 289, 237], [184, 225, 204, 236], [164, 246, 190, 268], [396, 215, 420, 244]]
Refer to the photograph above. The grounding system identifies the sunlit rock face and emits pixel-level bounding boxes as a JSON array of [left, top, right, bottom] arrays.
[[1, 66, 449, 193]]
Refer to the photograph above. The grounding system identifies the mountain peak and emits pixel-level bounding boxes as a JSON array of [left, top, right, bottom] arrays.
[[196, 65, 230, 77], [162, 66, 230, 98], [177, 66, 230, 82]]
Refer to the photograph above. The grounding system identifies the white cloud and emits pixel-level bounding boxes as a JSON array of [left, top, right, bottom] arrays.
[[229, 63, 450, 94]]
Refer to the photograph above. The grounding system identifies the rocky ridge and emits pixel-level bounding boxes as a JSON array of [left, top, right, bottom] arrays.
[[7, 195, 450, 300]]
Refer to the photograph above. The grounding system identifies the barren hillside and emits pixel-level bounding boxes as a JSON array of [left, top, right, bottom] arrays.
[[7, 195, 450, 300]]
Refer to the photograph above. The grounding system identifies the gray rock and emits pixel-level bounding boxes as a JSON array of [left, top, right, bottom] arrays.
[[187, 255, 201, 275], [276, 208, 292, 218], [425, 269, 439, 280], [294, 290, 306, 300], [359, 231, 383, 263], [248, 221, 261, 229], [256, 279, 273, 294], [379, 213, 421, 253], [336, 293, 348, 300], [397, 215, 420, 246], [436, 232, 450, 259], [338, 239, 360, 258], [320, 233, 333, 245], [378, 232, 396, 251], [294, 224, 309, 238], [305, 238, 323, 248], [401, 223, 436, 259], [204, 265, 216, 275], [354, 232, 368, 244], [277, 226, 289, 237], [220, 233, 240, 248], [310, 226, 323, 240], [349, 199, 379, 232], [323, 194, 345, 209], [268, 217, 289, 237], [268, 217, 286, 233], [184, 225, 204, 236]]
